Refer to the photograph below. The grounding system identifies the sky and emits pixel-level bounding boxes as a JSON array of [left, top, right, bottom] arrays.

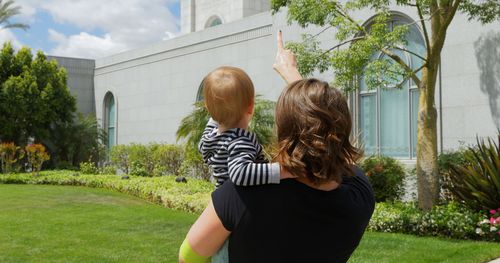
[[0, 0, 181, 59]]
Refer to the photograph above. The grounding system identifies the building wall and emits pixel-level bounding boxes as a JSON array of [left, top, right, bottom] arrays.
[[49, 56, 96, 116], [180, 0, 270, 33], [438, 15, 500, 151], [95, 7, 500, 155], [95, 13, 278, 145]]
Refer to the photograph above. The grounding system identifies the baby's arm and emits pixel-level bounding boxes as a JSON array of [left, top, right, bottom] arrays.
[[227, 137, 280, 186], [198, 118, 218, 162]]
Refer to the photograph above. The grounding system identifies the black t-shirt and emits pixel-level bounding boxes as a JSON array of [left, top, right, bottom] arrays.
[[212, 166, 375, 263]]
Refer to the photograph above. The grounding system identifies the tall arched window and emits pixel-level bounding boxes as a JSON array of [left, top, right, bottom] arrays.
[[104, 92, 116, 150], [205, 15, 222, 28], [358, 15, 426, 159], [196, 80, 204, 102]]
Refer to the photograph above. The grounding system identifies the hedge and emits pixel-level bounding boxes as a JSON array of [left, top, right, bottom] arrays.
[[0, 171, 214, 214]]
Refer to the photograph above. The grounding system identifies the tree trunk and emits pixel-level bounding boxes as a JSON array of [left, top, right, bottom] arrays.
[[416, 62, 440, 211]]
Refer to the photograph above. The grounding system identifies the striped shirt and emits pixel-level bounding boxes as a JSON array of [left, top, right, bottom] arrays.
[[199, 118, 280, 187]]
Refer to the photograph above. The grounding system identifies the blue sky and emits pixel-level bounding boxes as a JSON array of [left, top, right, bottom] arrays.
[[1, 0, 181, 59]]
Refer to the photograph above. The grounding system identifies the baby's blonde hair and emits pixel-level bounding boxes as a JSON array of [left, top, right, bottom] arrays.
[[203, 66, 254, 127]]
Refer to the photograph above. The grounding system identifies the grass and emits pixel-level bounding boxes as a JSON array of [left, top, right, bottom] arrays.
[[349, 232, 500, 263], [0, 184, 499, 263], [0, 184, 196, 263]]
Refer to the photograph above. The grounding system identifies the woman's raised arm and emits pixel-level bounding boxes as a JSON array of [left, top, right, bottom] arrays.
[[273, 30, 302, 84]]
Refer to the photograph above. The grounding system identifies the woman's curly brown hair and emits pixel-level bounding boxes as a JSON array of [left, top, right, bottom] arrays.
[[274, 79, 362, 185]]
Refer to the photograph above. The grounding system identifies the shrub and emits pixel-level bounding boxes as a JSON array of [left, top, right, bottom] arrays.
[[128, 144, 158, 176], [25, 144, 50, 176], [48, 114, 107, 169], [360, 156, 405, 202], [369, 201, 482, 240], [101, 165, 117, 175], [110, 145, 130, 174], [438, 148, 471, 202], [152, 144, 184, 176], [79, 161, 99, 174], [110, 143, 211, 180], [0, 142, 24, 174], [180, 147, 211, 181], [448, 137, 500, 211]]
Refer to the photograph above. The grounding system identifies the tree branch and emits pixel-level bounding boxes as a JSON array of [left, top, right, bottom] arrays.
[[416, 1, 431, 55], [304, 25, 333, 42], [332, 5, 367, 34], [432, 0, 461, 56], [443, 0, 461, 29], [321, 36, 366, 56], [392, 46, 428, 62], [413, 63, 426, 75], [380, 48, 421, 87]]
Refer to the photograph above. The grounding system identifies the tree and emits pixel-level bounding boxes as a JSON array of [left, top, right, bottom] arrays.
[[176, 97, 277, 152], [0, 0, 29, 31], [271, 0, 500, 210], [0, 43, 76, 147], [48, 113, 107, 168]]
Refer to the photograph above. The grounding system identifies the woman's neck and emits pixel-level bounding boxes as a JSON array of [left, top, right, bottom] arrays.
[[295, 176, 340, 191]]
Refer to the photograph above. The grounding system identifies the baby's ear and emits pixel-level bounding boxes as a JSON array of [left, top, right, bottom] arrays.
[[248, 101, 255, 114]]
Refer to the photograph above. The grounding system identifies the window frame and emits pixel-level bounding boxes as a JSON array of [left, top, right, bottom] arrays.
[[103, 92, 117, 151], [355, 14, 425, 160]]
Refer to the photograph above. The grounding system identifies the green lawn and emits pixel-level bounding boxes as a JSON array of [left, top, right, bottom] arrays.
[[0, 184, 196, 263], [0, 184, 499, 263], [349, 232, 500, 263]]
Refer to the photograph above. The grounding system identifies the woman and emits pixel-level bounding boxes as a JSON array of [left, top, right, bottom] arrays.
[[179, 32, 375, 263]]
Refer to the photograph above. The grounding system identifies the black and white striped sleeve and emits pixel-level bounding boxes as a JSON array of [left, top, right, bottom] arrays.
[[227, 136, 280, 186], [198, 118, 218, 162]]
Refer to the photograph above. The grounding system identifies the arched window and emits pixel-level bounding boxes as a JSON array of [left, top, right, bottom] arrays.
[[104, 92, 116, 150], [205, 15, 222, 28], [196, 79, 204, 102], [358, 15, 426, 159]]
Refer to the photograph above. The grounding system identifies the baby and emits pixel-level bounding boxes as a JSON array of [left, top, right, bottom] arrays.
[[199, 66, 289, 188], [198, 66, 290, 262]]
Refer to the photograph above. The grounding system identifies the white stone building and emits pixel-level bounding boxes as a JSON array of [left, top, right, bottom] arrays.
[[61, 0, 500, 162]]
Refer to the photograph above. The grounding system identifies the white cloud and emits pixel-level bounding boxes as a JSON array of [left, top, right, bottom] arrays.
[[48, 29, 127, 59], [15, 0, 180, 59], [0, 29, 23, 48]]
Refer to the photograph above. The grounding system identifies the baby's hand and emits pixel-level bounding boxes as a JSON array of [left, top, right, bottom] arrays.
[[280, 166, 297, 179]]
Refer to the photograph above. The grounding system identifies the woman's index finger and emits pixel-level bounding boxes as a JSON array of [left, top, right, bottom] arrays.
[[277, 30, 284, 50]]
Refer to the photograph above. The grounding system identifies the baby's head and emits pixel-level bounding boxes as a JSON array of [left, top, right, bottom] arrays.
[[203, 66, 255, 128]]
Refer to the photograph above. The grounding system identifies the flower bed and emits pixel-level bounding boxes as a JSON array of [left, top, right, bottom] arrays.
[[369, 201, 499, 242]]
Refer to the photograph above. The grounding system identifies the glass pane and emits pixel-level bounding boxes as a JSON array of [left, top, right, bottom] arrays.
[[411, 89, 419, 158], [359, 75, 368, 92], [380, 86, 409, 157], [360, 52, 381, 92], [106, 94, 116, 149], [360, 95, 377, 155], [197, 81, 204, 102], [379, 49, 409, 89], [108, 96, 115, 125], [108, 127, 115, 148], [406, 25, 426, 80], [209, 18, 222, 27]]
